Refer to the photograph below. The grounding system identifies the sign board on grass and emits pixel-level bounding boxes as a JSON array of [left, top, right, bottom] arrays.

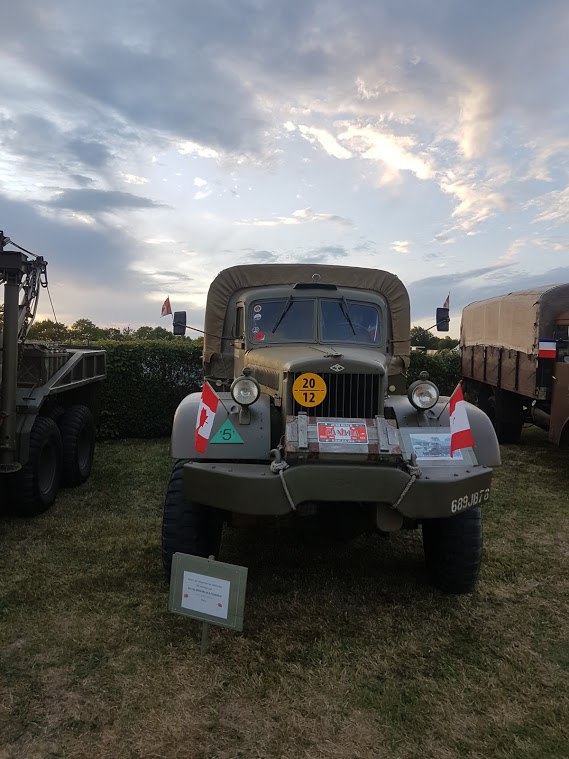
[[168, 553, 248, 631]]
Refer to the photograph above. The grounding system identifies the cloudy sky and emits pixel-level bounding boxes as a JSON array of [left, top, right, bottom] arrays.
[[1, 0, 568, 336]]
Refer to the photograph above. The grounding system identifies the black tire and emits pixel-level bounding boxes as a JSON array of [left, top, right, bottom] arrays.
[[59, 405, 95, 487], [422, 507, 483, 594], [8, 416, 63, 517], [478, 386, 523, 444], [162, 460, 224, 581]]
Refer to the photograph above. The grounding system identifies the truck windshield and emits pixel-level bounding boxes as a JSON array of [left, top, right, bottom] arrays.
[[250, 299, 315, 343], [321, 300, 380, 343]]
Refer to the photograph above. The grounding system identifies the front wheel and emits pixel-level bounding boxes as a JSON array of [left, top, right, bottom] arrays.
[[422, 507, 482, 594], [162, 460, 224, 581]]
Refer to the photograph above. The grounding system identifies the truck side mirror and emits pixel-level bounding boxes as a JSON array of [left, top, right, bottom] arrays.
[[173, 311, 187, 336], [436, 308, 450, 332]]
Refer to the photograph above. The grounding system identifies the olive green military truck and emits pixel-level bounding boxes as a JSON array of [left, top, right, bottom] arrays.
[[163, 264, 500, 593], [0, 233, 106, 516], [461, 284, 569, 445]]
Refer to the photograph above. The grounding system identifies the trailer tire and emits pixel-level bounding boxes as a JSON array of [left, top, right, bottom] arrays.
[[422, 507, 482, 594], [59, 405, 95, 486], [8, 416, 63, 517], [162, 460, 223, 582]]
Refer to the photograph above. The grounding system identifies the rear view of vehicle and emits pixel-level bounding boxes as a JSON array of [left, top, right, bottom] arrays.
[[163, 264, 500, 593]]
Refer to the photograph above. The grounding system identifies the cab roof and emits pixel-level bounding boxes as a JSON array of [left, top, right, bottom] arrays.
[[203, 263, 410, 365]]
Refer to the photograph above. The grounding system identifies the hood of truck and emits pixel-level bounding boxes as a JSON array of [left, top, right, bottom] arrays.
[[245, 345, 386, 379]]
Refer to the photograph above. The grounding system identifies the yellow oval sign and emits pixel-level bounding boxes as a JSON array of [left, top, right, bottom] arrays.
[[292, 373, 327, 407]]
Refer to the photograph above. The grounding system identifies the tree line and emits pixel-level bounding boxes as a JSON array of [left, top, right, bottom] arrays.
[[26, 317, 189, 343], [410, 326, 459, 351]]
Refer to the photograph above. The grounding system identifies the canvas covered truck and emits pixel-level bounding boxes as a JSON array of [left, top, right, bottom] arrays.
[[0, 233, 106, 516], [460, 284, 569, 446], [163, 264, 500, 594]]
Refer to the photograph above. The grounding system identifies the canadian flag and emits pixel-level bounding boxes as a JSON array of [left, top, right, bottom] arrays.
[[195, 382, 219, 453], [449, 383, 474, 457], [161, 297, 172, 317]]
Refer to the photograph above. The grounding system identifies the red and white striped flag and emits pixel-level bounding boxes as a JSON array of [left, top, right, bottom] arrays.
[[449, 383, 474, 457], [161, 297, 172, 317], [443, 293, 450, 309], [195, 382, 219, 453]]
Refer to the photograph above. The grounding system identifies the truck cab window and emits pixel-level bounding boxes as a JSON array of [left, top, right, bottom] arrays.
[[321, 300, 380, 343], [250, 299, 315, 342], [236, 306, 244, 339]]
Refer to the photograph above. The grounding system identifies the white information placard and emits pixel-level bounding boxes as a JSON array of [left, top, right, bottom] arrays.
[[181, 571, 230, 619], [169, 554, 248, 631]]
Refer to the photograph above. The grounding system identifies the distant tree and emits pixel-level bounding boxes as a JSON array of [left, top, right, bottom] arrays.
[[135, 325, 175, 340], [28, 319, 70, 342], [435, 335, 459, 351], [101, 327, 122, 340], [71, 318, 104, 342], [410, 325, 437, 349]]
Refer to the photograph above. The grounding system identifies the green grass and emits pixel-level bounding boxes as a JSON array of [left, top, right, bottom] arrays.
[[1, 429, 569, 758]]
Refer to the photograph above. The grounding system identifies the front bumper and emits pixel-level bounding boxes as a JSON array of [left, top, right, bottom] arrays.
[[182, 460, 493, 520]]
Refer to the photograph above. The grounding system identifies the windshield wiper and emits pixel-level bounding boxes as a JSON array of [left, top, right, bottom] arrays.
[[339, 296, 356, 335], [272, 295, 294, 333]]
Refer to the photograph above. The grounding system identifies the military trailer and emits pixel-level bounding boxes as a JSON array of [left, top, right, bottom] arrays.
[[164, 264, 500, 593], [461, 284, 569, 445], [0, 233, 106, 516]]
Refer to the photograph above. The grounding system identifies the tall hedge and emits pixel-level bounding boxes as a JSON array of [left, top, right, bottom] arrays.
[[97, 343, 462, 438], [407, 349, 461, 396], [98, 340, 202, 438]]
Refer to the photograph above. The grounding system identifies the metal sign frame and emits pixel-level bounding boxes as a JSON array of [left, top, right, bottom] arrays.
[[168, 553, 248, 632]]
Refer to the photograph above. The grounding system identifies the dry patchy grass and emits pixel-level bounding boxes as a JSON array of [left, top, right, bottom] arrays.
[[1, 429, 568, 758]]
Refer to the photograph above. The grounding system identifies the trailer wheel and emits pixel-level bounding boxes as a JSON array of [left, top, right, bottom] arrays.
[[422, 507, 482, 594], [8, 416, 63, 517], [162, 460, 224, 581], [59, 405, 95, 486]]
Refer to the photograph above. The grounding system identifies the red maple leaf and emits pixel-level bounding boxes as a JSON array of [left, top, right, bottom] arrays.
[[198, 406, 208, 432]]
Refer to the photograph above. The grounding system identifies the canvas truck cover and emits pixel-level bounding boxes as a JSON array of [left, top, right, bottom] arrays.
[[461, 284, 569, 355], [203, 264, 410, 372]]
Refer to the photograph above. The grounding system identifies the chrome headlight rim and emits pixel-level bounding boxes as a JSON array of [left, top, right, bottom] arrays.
[[230, 374, 260, 407], [408, 379, 439, 410]]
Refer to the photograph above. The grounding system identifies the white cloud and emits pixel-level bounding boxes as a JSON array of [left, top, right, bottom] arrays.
[[177, 141, 219, 159], [193, 177, 207, 187], [528, 186, 569, 226], [236, 207, 353, 227], [439, 172, 508, 232], [117, 172, 149, 185], [298, 125, 352, 160], [391, 240, 410, 254], [338, 125, 433, 181]]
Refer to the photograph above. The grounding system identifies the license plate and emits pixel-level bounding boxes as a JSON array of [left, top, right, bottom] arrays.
[[317, 422, 368, 443]]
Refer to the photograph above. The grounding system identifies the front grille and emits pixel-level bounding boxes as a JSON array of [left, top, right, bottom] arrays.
[[290, 372, 381, 418]]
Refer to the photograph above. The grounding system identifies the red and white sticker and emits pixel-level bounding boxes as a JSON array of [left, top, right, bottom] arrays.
[[538, 340, 556, 358], [195, 382, 219, 453], [317, 422, 368, 443]]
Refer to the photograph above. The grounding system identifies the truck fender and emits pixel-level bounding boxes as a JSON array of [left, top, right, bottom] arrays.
[[170, 391, 272, 460], [434, 398, 501, 467]]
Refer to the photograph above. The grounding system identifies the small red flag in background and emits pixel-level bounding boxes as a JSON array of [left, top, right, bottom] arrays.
[[443, 293, 450, 309], [195, 383, 219, 453], [161, 297, 172, 317], [449, 383, 474, 457]]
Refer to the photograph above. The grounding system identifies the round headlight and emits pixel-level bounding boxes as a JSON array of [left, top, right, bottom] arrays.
[[231, 376, 260, 406], [408, 380, 439, 410]]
